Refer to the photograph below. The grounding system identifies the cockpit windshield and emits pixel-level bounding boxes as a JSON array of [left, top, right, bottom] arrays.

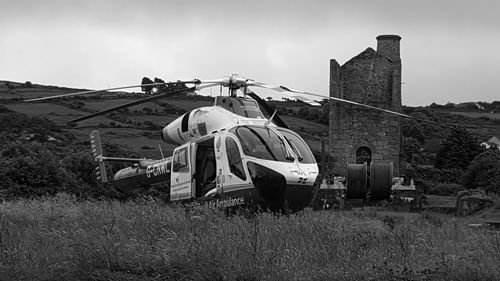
[[277, 128, 316, 164], [231, 126, 294, 162]]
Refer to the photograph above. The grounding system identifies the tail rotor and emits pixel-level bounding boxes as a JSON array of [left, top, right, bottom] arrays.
[[90, 130, 108, 183]]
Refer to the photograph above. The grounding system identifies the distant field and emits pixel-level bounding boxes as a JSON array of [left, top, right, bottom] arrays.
[[448, 111, 500, 120], [4, 103, 86, 126], [4, 102, 118, 127], [436, 111, 500, 140], [4, 102, 81, 117], [282, 115, 328, 134], [165, 99, 213, 111], [282, 115, 328, 151], [132, 115, 178, 125], [82, 99, 177, 113], [103, 128, 178, 158], [0, 87, 75, 100], [68, 127, 175, 158], [1, 195, 498, 281]]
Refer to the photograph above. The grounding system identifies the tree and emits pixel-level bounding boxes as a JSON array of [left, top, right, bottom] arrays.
[[463, 149, 500, 194], [402, 119, 425, 144], [141, 77, 154, 94], [154, 77, 167, 92], [434, 128, 484, 170], [402, 137, 422, 163]]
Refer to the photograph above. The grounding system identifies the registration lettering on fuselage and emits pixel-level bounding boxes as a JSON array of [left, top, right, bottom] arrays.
[[146, 160, 170, 178]]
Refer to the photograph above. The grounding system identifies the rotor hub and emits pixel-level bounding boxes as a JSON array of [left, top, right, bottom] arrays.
[[225, 74, 251, 90]]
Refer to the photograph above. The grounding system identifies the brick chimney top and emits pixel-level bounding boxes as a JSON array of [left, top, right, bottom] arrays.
[[376, 34, 401, 62], [376, 35, 401, 41]]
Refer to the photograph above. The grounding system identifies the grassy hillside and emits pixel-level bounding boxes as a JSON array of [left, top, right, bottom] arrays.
[[0, 80, 327, 159], [1, 79, 498, 170], [1, 195, 499, 281]]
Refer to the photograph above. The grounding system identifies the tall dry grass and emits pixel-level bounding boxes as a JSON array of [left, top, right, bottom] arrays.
[[1, 194, 499, 281]]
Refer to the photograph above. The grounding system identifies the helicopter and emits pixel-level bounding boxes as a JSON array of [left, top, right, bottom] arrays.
[[26, 74, 448, 212]]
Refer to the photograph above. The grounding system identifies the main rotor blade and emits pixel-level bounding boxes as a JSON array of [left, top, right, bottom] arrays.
[[68, 86, 196, 124], [245, 91, 288, 128], [251, 82, 454, 129], [249, 82, 322, 106], [314, 92, 453, 129], [196, 82, 224, 90], [25, 80, 200, 102]]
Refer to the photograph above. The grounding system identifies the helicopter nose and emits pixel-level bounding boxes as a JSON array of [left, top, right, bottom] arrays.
[[247, 162, 286, 211]]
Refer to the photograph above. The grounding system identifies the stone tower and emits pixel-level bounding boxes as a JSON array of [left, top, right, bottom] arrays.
[[329, 35, 402, 175]]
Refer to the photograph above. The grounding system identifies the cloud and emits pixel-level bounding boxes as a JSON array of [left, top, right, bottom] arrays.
[[1, 0, 499, 105]]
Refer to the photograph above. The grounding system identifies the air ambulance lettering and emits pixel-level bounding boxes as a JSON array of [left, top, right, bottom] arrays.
[[207, 197, 245, 209]]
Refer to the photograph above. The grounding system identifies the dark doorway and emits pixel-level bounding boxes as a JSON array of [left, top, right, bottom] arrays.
[[356, 146, 372, 164], [195, 138, 216, 197]]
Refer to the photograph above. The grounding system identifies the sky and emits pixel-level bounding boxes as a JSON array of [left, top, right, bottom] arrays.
[[1, 0, 499, 106]]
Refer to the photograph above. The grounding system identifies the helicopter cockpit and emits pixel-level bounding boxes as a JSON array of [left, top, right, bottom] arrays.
[[229, 125, 315, 164], [276, 128, 316, 164], [218, 124, 317, 210], [232, 126, 293, 162]]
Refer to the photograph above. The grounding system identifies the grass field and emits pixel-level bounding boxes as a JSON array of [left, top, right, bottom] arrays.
[[82, 99, 152, 111], [3, 102, 118, 128], [1, 194, 499, 281], [448, 111, 500, 120]]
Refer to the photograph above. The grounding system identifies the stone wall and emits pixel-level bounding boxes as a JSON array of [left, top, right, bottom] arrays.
[[329, 35, 402, 176]]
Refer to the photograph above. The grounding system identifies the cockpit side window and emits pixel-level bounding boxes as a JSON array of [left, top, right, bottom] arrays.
[[278, 129, 316, 164], [226, 137, 246, 180], [231, 126, 293, 162]]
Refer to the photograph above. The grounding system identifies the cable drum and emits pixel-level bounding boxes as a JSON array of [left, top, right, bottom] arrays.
[[346, 163, 368, 200], [370, 162, 393, 200]]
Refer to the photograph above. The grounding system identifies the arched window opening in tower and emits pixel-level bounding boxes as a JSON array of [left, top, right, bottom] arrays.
[[356, 146, 372, 165]]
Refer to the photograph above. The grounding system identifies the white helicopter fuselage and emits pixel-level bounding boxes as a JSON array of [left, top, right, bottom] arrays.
[[112, 96, 319, 211], [161, 95, 266, 145]]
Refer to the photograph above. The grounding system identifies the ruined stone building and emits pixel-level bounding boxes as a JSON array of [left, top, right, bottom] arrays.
[[329, 35, 402, 175]]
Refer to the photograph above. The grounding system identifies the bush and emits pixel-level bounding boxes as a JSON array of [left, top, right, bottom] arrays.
[[142, 120, 162, 130], [413, 166, 463, 184], [435, 128, 484, 170], [69, 101, 85, 109], [463, 149, 500, 194], [0, 142, 79, 199], [0, 137, 140, 200], [0, 111, 61, 136], [427, 182, 464, 196], [60, 151, 124, 199]]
